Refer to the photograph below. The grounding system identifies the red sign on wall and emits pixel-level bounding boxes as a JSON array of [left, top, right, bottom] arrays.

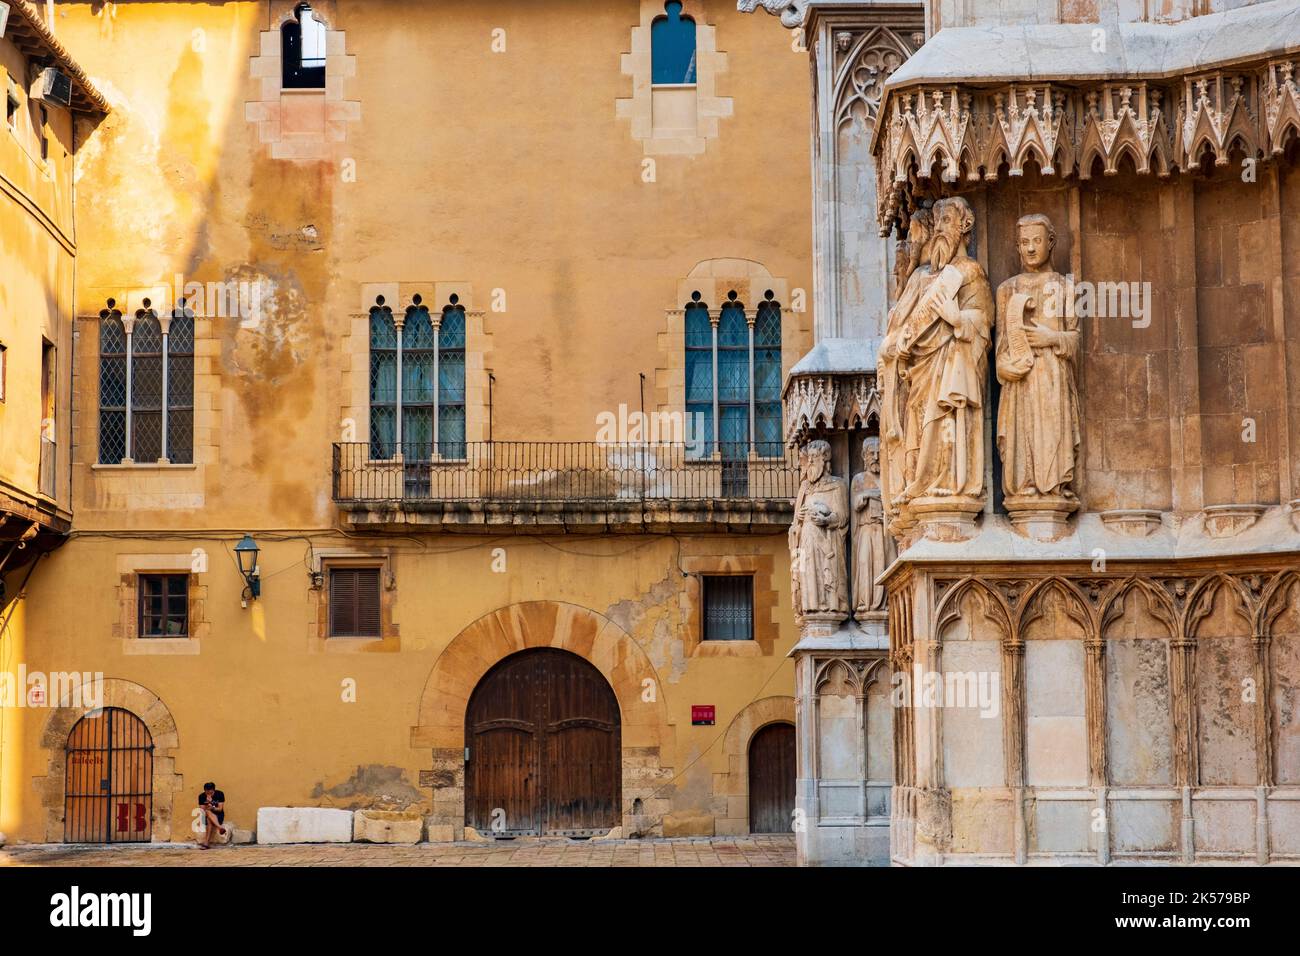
[[691, 705, 715, 726]]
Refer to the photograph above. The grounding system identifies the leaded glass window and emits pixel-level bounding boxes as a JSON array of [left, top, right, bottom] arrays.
[[682, 288, 782, 461], [98, 310, 128, 463], [368, 295, 467, 463], [369, 302, 398, 457], [439, 299, 467, 460], [98, 303, 195, 464]]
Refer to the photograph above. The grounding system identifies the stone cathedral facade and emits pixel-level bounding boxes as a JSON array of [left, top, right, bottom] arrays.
[[757, 0, 1300, 865]]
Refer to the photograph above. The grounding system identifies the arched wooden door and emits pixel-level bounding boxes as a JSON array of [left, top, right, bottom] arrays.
[[64, 708, 154, 844], [748, 721, 795, 834], [465, 648, 621, 837]]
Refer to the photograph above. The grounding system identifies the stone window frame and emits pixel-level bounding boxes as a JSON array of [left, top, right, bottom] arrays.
[[309, 548, 399, 653], [366, 294, 468, 462], [341, 282, 494, 466], [77, 290, 218, 513], [617, 0, 733, 156], [115, 553, 208, 655], [247, 1, 360, 162], [680, 553, 779, 657], [656, 259, 805, 461], [94, 300, 195, 466]]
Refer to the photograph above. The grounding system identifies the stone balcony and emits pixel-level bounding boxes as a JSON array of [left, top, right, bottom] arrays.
[[331, 441, 797, 533]]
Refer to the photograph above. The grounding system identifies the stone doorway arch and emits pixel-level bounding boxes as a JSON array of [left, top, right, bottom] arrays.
[[713, 695, 796, 835], [412, 600, 673, 841], [35, 678, 183, 843]]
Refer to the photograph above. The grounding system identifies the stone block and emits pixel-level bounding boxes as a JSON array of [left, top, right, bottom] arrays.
[[255, 807, 353, 844], [352, 809, 424, 844], [662, 810, 714, 837]]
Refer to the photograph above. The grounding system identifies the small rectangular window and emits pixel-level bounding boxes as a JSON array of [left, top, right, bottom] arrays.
[[328, 567, 382, 637], [39, 105, 48, 160], [702, 575, 753, 642], [138, 574, 189, 637]]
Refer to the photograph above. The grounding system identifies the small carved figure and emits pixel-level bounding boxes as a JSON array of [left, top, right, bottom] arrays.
[[790, 440, 850, 619]]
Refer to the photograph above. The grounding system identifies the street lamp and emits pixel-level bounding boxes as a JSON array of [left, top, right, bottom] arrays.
[[234, 534, 261, 603]]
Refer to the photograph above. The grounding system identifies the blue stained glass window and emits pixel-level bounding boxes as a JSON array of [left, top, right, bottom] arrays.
[[652, 2, 697, 85], [438, 304, 467, 459], [369, 308, 398, 456]]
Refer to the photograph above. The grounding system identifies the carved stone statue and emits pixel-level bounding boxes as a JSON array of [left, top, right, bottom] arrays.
[[852, 437, 891, 619], [881, 196, 994, 535], [995, 213, 1081, 537], [790, 439, 849, 622], [881, 207, 932, 530]]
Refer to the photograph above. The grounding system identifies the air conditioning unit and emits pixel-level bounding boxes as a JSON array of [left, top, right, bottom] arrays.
[[0, 3, 11, 41], [33, 67, 72, 108]]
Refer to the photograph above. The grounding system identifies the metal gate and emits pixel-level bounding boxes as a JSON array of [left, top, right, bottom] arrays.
[[64, 707, 154, 844]]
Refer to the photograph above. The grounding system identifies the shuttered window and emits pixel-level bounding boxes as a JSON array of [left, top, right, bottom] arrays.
[[703, 575, 753, 642], [328, 567, 382, 637]]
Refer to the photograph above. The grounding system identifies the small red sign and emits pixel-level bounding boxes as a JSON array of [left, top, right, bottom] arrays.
[[691, 705, 715, 726]]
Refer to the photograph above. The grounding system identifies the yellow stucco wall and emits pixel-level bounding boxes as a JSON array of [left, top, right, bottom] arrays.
[[1, 1, 811, 842]]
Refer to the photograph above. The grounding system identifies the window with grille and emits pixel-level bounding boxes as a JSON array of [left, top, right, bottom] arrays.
[[683, 289, 783, 460], [328, 567, 382, 638], [369, 295, 466, 461], [138, 574, 189, 638], [702, 575, 754, 642], [98, 304, 195, 464]]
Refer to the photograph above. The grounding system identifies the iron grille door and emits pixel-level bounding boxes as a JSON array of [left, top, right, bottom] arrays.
[[64, 707, 154, 844]]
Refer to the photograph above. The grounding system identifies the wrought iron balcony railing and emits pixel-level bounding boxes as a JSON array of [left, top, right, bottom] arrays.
[[332, 441, 798, 505]]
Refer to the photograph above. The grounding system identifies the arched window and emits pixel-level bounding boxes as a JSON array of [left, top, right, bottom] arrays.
[[97, 300, 195, 464], [684, 292, 712, 456], [682, 288, 783, 462], [368, 299, 398, 457], [651, 1, 697, 85], [438, 298, 467, 460], [368, 295, 467, 463], [98, 309, 127, 463], [282, 3, 327, 90], [754, 291, 783, 457]]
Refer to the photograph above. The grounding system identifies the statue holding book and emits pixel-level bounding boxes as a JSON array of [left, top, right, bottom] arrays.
[[995, 212, 1081, 537], [880, 196, 993, 537]]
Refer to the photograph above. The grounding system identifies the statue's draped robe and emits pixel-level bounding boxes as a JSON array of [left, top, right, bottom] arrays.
[[794, 475, 849, 615], [851, 474, 887, 615], [897, 258, 993, 501], [994, 271, 1081, 498], [881, 264, 929, 513]]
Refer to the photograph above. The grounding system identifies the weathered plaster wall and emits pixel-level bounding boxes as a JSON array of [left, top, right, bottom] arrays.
[[1, 0, 815, 843]]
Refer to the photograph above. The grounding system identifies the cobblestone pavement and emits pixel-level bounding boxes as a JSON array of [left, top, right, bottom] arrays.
[[0, 835, 795, 867]]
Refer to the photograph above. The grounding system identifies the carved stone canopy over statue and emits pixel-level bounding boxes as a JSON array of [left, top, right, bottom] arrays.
[[790, 439, 849, 625], [995, 212, 1082, 539], [880, 195, 994, 539], [852, 436, 891, 620]]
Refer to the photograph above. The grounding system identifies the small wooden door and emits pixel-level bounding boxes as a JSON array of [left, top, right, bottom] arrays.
[[748, 721, 796, 834], [465, 649, 620, 837], [64, 708, 154, 844]]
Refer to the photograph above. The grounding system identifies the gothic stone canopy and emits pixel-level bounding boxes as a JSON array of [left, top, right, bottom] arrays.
[[871, 2, 1300, 235]]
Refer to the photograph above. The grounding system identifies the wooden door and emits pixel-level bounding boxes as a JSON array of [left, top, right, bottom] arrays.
[[466, 649, 620, 836], [64, 708, 154, 844], [748, 721, 795, 834]]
